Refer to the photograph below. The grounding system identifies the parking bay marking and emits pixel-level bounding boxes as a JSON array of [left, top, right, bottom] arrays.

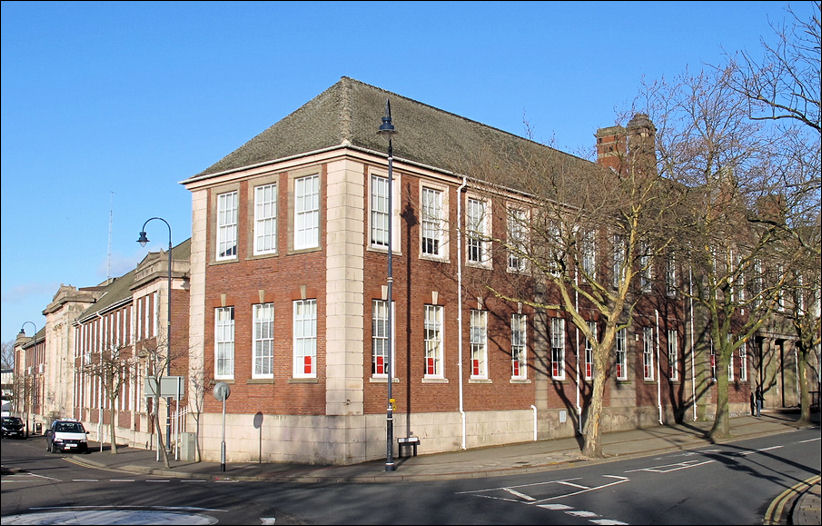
[[458, 475, 629, 504], [2, 472, 62, 484], [626, 459, 715, 474]]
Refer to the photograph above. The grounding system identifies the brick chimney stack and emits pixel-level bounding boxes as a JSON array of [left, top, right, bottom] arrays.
[[595, 125, 625, 173], [626, 113, 657, 178], [595, 113, 657, 177]]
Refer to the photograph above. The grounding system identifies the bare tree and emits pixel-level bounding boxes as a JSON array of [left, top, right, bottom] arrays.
[[466, 113, 683, 458], [726, 1, 820, 134], [136, 336, 186, 469], [1, 340, 14, 370], [12, 374, 32, 425], [751, 126, 821, 425], [724, 1, 821, 424], [84, 342, 131, 454], [785, 244, 822, 423], [187, 365, 212, 462], [646, 66, 790, 439]]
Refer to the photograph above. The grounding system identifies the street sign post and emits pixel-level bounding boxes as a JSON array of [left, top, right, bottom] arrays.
[[213, 382, 230, 472]]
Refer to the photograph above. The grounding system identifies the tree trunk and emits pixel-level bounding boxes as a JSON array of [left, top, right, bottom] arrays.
[[153, 407, 170, 468], [582, 368, 606, 457], [710, 354, 730, 439], [109, 405, 118, 454], [797, 348, 811, 424], [194, 414, 202, 463]]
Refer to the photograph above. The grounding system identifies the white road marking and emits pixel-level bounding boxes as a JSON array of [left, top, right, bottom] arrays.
[[2, 473, 61, 483], [591, 519, 629, 525], [555, 480, 590, 489], [799, 437, 820, 443], [538, 503, 572, 510], [30, 505, 225, 512], [458, 475, 629, 505], [260, 519, 277, 525], [25, 472, 62, 482], [503, 488, 536, 501], [757, 445, 783, 452], [456, 477, 585, 494], [146, 479, 170, 483], [73, 478, 99, 482], [110, 479, 135, 482], [1, 509, 218, 525], [566, 510, 599, 517], [626, 459, 715, 473], [532, 476, 629, 504]]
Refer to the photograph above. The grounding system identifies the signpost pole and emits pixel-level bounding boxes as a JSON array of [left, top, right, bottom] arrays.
[[221, 397, 226, 472], [175, 377, 181, 461], [213, 382, 230, 473]]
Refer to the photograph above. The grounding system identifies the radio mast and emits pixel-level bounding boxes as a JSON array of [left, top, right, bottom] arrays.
[[107, 192, 114, 282]]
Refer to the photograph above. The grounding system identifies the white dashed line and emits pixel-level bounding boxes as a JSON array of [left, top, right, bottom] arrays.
[[566, 510, 599, 517], [503, 488, 536, 501], [590, 519, 629, 525], [26, 472, 62, 481], [538, 503, 573, 510], [555, 480, 590, 489]]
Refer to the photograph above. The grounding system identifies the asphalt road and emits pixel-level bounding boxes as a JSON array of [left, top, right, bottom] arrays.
[[2, 429, 820, 524]]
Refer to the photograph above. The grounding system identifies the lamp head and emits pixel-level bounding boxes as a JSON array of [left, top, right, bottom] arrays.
[[137, 231, 149, 247], [377, 99, 396, 141]]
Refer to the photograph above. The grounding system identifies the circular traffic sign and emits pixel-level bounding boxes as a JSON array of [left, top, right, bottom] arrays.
[[213, 382, 230, 401]]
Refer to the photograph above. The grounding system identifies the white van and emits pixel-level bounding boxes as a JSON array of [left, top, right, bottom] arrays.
[[46, 419, 89, 453]]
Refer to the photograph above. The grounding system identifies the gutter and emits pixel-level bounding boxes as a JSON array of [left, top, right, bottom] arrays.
[[689, 267, 697, 422], [456, 175, 468, 450], [656, 309, 663, 425], [96, 312, 104, 452], [575, 272, 582, 434]]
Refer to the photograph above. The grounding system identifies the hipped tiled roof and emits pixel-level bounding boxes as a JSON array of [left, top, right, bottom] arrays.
[[194, 77, 597, 190]]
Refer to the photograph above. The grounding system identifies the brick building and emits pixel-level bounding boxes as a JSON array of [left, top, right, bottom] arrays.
[[68, 239, 190, 449], [180, 77, 744, 465], [13, 240, 190, 450], [15, 77, 813, 464], [14, 327, 46, 434]]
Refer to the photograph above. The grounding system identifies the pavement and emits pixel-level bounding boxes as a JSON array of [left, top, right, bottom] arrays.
[[36, 409, 822, 524]]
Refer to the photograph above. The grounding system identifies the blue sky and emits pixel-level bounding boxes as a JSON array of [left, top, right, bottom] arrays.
[[1, 1, 810, 346]]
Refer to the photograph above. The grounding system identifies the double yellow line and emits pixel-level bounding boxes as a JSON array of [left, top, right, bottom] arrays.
[[764, 474, 820, 525]]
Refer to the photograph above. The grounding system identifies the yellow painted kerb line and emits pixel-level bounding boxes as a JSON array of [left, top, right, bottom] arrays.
[[763, 474, 821, 525]]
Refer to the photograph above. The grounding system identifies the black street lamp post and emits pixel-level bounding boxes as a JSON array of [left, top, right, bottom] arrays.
[[137, 217, 173, 454], [377, 100, 397, 472]]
